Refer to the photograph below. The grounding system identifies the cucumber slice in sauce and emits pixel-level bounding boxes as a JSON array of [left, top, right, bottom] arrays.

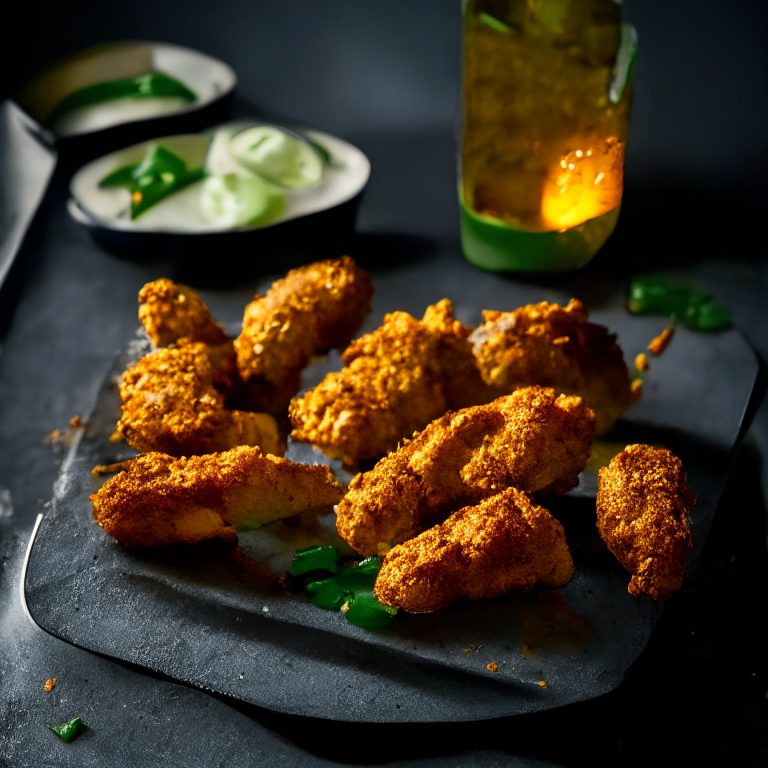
[[229, 126, 324, 188], [200, 173, 284, 229]]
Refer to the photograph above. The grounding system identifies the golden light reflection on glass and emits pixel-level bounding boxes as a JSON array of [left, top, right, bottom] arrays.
[[540, 137, 625, 231]]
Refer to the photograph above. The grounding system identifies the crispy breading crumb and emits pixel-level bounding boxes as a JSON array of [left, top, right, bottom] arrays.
[[340, 601, 351, 613], [538, 680, 548, 688], [70, 415, 83, 429], [634, 352, 649, 372], [109, 431, 124, 443], [44, 678, 56, 692], [43, 429, 64, 445], [630, 378, 643, 401], [91, 461, 133, 477], [648, 326, 674, 355], [487, 663, 498, 672]]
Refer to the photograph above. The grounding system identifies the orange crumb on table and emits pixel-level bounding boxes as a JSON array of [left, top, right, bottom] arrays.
[[340, 601, 351, 614], [70, 415, 83, 429], [648, 326, 674, 355], [487, 663, 498, 672], [44, 678, 56, 692], [109, 431, 123, 443], [538, 680, 548, 688], [91, 461, 132, 476], [635, 353, 649, 372], [630, 378, 643, 401]]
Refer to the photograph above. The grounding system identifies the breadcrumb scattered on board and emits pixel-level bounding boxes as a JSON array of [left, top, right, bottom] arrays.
[[648, 326, 674, 355], [44, 678, 56, 692]]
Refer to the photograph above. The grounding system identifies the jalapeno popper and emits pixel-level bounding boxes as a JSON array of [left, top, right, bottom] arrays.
[[597, 444, 695, 600], [374, 487, 573, 613], [91, 445, 344, 547], [337, 386, 594, 557]]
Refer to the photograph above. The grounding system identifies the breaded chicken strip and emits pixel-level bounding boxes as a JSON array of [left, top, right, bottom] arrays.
[[469, 299, 634, 434], [374, 488, 573, 612], [233, 256, 374, 414], [289, 299, 490, 467], [91, 446, 344, 547], [138, 278, 230, 347], [597, 444, 695, 600], [118, 343, 282, 457], [337, 387, 594, 556]]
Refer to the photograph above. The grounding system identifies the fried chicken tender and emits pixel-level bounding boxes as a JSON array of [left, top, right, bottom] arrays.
[[597, 444, 695, 600], [289, 299, 490, 467], [233, 256, 374, 414], [469, 299, 634, 434], [118, 343, 283, 457], [337, 386, 594, 556], [91, 446, 344, 547], [374, 488, 574, 612], [138, 278, 230, 347]]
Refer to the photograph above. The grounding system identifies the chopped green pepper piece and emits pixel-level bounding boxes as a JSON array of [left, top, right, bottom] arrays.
[[345, 594, 399, 629], [50, 717, 86, 743], [289, 544, 338, 576], [47, 72, 196, 125], [628, 275, 731, 332], [100, 144, 205, 219], [293, 548, 398, 629]]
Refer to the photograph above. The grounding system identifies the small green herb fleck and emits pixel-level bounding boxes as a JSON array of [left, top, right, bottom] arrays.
[[50, 717, 86, 743]]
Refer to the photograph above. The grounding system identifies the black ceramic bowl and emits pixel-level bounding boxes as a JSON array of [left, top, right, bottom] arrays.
[[15, 40, 236, 168], [67, 121, 371, 284]]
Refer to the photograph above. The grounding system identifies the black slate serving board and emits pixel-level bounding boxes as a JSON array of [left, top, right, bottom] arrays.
[[24, 258, 760, 723]]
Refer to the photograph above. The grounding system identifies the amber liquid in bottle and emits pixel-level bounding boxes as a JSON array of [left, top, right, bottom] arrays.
[[461, 0, 631, 234]]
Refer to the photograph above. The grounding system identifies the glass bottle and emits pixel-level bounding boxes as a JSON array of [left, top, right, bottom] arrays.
[[460, 0, 637, 271]]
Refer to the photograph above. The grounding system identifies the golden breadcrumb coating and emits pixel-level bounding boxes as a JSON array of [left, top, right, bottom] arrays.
[[374, 487, 574, 612], [138, 278, 230, 347], [597, 444, 695, 600], [118, 343, 283, 457], [469, 299, 634, 434], [289, 299, 490, 467], [233, 256, 374, 414], [91, 446, 344, 547], [337, 386, 594, 556]]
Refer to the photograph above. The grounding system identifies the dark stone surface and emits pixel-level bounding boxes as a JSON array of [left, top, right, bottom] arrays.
[[2, 0, 768, 750], [22, 247, 758, 723]]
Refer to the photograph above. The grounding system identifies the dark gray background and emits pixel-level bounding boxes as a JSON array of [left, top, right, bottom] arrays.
[[3, 0, 768, 190], [1, 1, 767, 766]]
